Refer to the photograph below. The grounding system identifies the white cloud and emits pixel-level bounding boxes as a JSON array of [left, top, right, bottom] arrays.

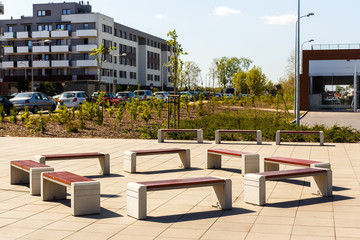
[[214, 6, 241, 17], [155, 14, 165, 20], [262, 14, 297, 25]]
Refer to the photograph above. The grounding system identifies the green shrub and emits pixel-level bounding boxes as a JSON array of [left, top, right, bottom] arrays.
[[10, 106, 18, 124], [0, 105, 5, 122], [116, 104, 126, 124], [20, 106, 32, 130], [126, 98, 140, 120], [32, 111, 46, 134], [52, 105, 74, 125]]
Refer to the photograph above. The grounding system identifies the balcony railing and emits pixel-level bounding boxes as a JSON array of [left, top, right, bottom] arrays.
[[51, 30, 69, 38], [311, 43, 360, 50], [74, 44, 97, 52], [51, 45, 69, 52], [75, 29, 97, 37], [17, 46, 29, 53], [17, 61, 29, 68], [51, 60, 69, 67], [32, 31, 50, 38], [3, 32, 16, 39], [73, 60, 97, 67], [32, 46, 50, 53], [17, 31, 29, 39], [4, 46, 14, 54], [33, 60, 50, 68], [1, 61, 14, 68]]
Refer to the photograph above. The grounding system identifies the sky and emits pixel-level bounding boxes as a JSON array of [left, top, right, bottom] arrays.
[[1, 0, 360, 87]]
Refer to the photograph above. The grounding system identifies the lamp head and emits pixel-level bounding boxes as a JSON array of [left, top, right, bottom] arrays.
[[307, 13, 314, 17]]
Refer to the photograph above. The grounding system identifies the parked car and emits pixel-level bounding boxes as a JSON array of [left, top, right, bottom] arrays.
[[0, 95, 14, 114], [134, 90, 153, 100], [116, 91, 136, 102], [10, 92, 56, 113], [154, 91, 169, 102], [91, 92, 122, 105], [57, 91, 89, 108]]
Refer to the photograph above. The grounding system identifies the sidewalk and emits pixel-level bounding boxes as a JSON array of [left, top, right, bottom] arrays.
[[0, 137, 359, 239]]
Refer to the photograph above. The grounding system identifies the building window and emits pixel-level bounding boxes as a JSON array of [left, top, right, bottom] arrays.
[[37, 25, 42, 31], [56, 39, 61, 45], [37, 10, 50, 17], [108, 27, 112, 34], [56, 24, 65, 30], [102, 24, 105, 32], [123, 31, 127, 39], [84, 23, 89, 29], [67, 24, 71, 31], [8, 26, 14, 32], [62, 9, 71, 15]]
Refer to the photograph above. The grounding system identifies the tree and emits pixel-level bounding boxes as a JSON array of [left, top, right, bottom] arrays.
[[181, 61, 201, 90], [90, 44, 117, 91], [233, 71, 248, 94], [245, 66, 268, 96], [37, 81, 56, 96], [214, 57, 253, 88], [278, 52, 295, 101], [17, 77, 30, 92]]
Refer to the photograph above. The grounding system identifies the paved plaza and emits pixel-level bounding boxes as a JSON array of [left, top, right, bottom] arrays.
[[0, 137, 359, 239]]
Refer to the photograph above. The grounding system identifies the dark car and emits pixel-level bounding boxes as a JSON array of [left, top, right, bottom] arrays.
[[116, 91, 136, 102], [0, 95, 14, 114]]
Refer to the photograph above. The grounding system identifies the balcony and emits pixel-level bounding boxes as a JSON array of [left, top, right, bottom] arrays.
[[51, 30, 69, 38], [33, 60, 50, 68], [74, 60, 97, 67], [17, 61, 29, 68], [17, 31, 29, 39], [51, 45, 69, 52], [75, 29, 97, 38], [32, 31, 50, 38], [4, 46, 14, 54], [3, 32, 16, 39], [17, 46, 29, 53], [74, 44, 97, 52], [51, 60, 69, 67], [32, 46, 50, 53], [1, 61, 14, 68]]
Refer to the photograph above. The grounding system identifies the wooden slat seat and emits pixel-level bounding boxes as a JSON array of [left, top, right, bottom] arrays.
[[158, 129, 203, 143], [124, 148, 190, 173], [244, 168, 332, 206], [261, 156, 331, 172], [276, 130, 324, 145], [206, 149, 259, 176], [35, 152, 110, 175], [10, 160, 54, 196], [41, 171, 100, 216], [215, 130, 262, 144], [127, 176, 232, 219]]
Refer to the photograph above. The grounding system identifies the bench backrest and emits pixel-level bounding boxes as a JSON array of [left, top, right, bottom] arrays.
[[257, 168, 327, 180], [218, 130, 257, 133], [161, 129, 199, 133], [11, 160, 49, 170], [41, 152, 105, 159], [278, 130, 321, 134], [208, 149, 251, 156], [264, 157, 322, 166], [132, 148, 186, 155], [137, 177, 225, 191], [42, 171, 95, 185]]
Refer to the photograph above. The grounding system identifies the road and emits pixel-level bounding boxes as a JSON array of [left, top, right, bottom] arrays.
[[301, 111, 360, 130]]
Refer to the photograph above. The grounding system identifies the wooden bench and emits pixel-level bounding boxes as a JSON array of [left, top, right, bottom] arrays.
[[244, 168, 332, 206], [124, 148, 190, 173], [276, 130, 324, 145], [41, 171, 100, 216], [158, 129, 203, 143], [215, 130, 262, 145], [127, 176, 232, 219], [35, 152, 110, 175], [10, 160, 54, 196], [207, 149, 260, 176], [261, 156, 331, 172]]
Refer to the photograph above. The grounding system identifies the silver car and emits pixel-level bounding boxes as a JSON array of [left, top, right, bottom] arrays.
[[57, 91, 89, 108], [10, 92, 56, 113]]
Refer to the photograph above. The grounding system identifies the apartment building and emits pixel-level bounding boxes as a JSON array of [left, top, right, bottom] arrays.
[[0, 1, 172, 95]]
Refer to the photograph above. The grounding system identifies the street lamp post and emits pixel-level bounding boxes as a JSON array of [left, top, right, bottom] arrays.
[[301, 39, 314, 73], [31, 39, 51, 92], [295, 4, 314, 126]]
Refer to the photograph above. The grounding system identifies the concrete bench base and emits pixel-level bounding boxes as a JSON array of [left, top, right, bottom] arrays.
[[41, 171, 100, 216], [215, 130, 262, 144], [207, 149, 259, 176], [127, 176, 232, 219], [276, 130, 324, 145], [10, 160, 54, 196], [124, 148, 190, 173], [261, 156, 331, 172], [158, 129, 203, 143], [35, 152, 110, 175], [244, 168, 332, 206]]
